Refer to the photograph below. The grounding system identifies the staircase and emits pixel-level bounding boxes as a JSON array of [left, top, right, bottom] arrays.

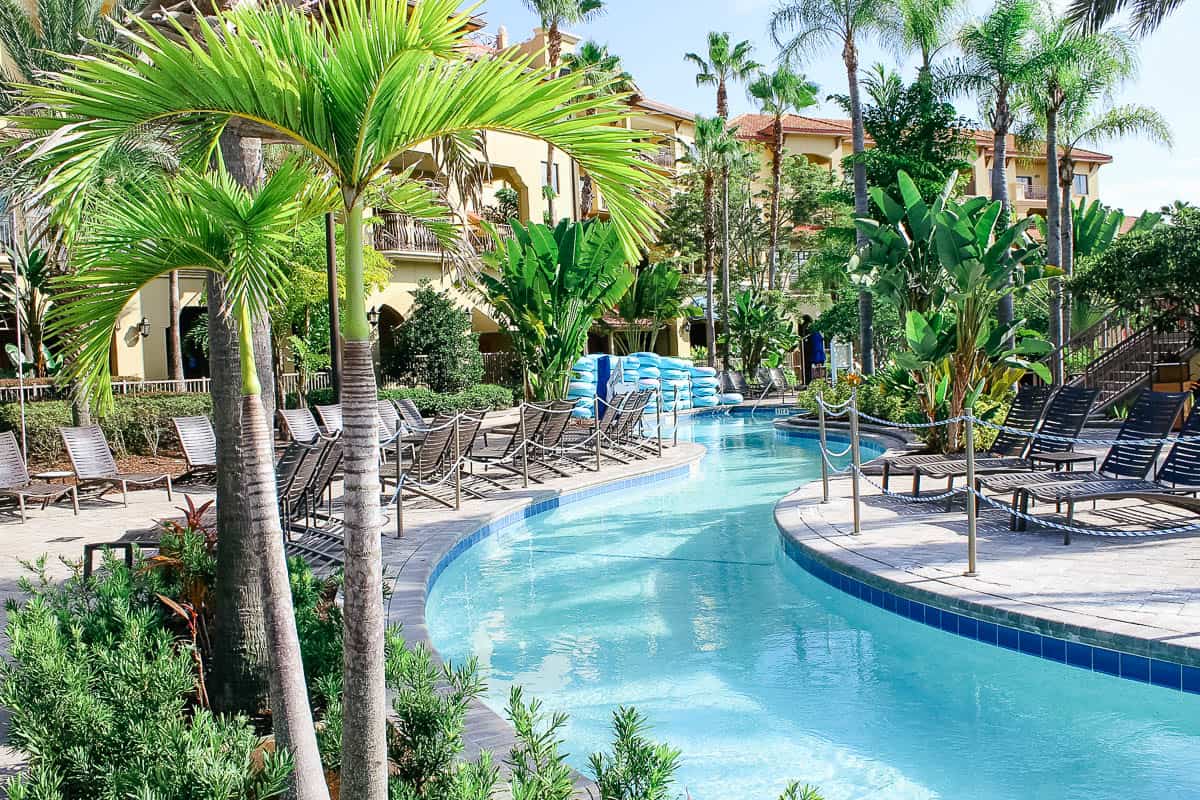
[[1040, 312, 1197, 415]]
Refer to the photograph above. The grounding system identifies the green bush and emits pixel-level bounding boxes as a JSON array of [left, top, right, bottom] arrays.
[[0, 393, 213, 463], [382, 281, 484, 393], [793, 375, 921, 428], [0, 554, 292, 800], [301, 385, 514, 416]]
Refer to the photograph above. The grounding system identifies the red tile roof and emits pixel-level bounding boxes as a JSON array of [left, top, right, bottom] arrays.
[[729, 113, 1112, 164]]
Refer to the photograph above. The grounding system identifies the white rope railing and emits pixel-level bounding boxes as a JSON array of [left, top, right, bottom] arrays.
[[809, 389, 1200, 576]]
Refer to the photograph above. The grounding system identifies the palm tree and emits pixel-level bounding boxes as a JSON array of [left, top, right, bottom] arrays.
[[1066, 0, 1187, 35], [685, 32, 759, 371], [747, 65, 818, 291], [770, 0, 899, 375], [682, 116, 738, 368], [1014, 22, 1135, 380], [898, 0, 965, 75], [523, 0, 605, 223], [53, 162, 333, 800], [561, 40, 636, 217], [11, 3, 665, 798], [941, 0, 1079, 330]]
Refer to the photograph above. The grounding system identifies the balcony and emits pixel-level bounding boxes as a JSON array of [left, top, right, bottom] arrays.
[[1020, 184, 1048, 201], [645, 145, 677, 171], [0, 211, 13, 254], [372, 211, 512, 256]]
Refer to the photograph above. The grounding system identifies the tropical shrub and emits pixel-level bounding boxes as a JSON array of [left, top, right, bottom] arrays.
[[302, 385, 514, 415], [383, 281, 483, 393], [588, 707, 681, 800], [720, 289, 798, 378], [1073, 206, 1200, 348], [612, 262, 694, 355], [0, 392, 213, 462], [851, 171, 1054, 451], [476, 220, 634, 400], [0, 554, 292, 800]]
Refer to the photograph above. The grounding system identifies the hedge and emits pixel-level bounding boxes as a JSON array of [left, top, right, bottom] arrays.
[[0, 393, 213, 463], [299, 383, 514, 415]]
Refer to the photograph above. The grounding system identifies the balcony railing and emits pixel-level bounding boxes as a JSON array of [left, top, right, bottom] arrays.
[[646, 146, 676, 170], [372, 211, 511, 255], [0, 212, 14, 254], [1020, 184, 1048, 201]]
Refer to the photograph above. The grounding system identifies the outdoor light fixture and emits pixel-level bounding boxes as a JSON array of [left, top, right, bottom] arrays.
[[368, 306, 380, 327], [137, 317, 152, 338]]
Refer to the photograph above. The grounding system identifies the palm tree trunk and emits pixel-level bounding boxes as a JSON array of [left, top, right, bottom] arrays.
[[992, 92, 1014, 333], [703, 176, 717, 368], [716, 78, 728, 119], [845, 41, 873, 375], [338, 201, 388, 800], [1060, 168, 1075, 338], [169, 270, 184, 389], [720, 168, 731, 371], [237, 305, 328, 800], [208, 130, 274, 718], [767, 118, 783, 291], [1045, 106, 1063, 384]]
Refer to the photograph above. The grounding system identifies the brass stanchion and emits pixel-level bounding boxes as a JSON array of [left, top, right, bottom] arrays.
[[519, 407, 529, 488], [817, 390, 829, 503], [593, 400, 603, 471], [850, 389, 862, 535], [964, 407, 978, 577], [655, 391, 663, 457], [453, 414, 461, 510]]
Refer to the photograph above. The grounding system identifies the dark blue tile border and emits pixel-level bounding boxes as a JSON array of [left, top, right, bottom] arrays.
[[780, 532, 1200, 696], [427, 462, 694, 591]]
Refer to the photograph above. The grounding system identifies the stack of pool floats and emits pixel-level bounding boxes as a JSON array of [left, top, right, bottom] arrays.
[[567, 353, 744, 419]]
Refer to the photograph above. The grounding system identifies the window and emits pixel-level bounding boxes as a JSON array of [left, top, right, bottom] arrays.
[[1016, 175, 1033, 189], [539, 161, 560, 193], [1073, 172, 1089, 196]]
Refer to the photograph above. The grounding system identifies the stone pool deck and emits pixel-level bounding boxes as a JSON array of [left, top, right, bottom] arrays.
[[775, 460, 1200, 687]]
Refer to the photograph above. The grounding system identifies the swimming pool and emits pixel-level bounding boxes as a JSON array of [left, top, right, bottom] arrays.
[[426, 414, 1200, 800]]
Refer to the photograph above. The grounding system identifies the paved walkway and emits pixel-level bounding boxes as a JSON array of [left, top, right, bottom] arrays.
[[776, 463, 1200, 671]]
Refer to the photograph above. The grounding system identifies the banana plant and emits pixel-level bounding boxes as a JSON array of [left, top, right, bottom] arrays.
[[613, 261, 696, 355], [719, 289, 798, 378], [856, 170, 1056, 451], [476, 219, 634, 401]]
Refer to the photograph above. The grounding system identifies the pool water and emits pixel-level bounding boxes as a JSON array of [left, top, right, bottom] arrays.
[[426, 415, 1200, 800]]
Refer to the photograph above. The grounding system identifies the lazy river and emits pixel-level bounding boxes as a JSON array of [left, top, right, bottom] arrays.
[[426, 413, 1200, 800]]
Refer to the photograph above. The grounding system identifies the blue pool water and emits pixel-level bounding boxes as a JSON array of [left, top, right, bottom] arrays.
[[426, 415, 1200, 800]]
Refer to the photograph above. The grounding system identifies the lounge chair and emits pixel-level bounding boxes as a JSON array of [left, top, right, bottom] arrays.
[[756, 367, 793, 402], [879, 385, 1054, 493], [1008, 396, 1200, 542], [469, 403, 546, 484], [387, 413, 462, 536], [913, 385, 1100, 492], [314, 403, 343, 433], [378, 399, 402, 436], [394, 398, 428, 431], [562, 392, 631, 466], [276, 436, 331, 524], [980, 389, 1187, 495], [61, 425, 172, 505], [0, 431, 78, 521], [172, 416, 217, 481], [719, 370, 752, 397], [280, 407, 322, 443]]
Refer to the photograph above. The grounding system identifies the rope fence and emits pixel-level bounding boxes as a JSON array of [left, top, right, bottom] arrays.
[[810, 390, 1200, 576]]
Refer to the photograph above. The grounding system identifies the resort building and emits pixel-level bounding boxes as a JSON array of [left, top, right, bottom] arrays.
[[0, 26, 1112, 383]]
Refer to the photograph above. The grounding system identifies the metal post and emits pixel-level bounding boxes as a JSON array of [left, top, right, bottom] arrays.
[[453, 414, 462, 510], [396, 481, 404, 538], [594, 401, 602, 472], [519, 408, 529, 488], [672, 385, 679, 447], [655, 390, 663, 457], [964, 407, 978, 577], [817, 390, 829, 503], [849, 388, 862, 535]]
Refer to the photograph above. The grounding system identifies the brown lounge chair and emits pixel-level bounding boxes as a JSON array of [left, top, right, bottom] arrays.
[[61, 425, 173, 505], [0, 431, 78, 521], [280, 407, 322, 443], [172, 415, 217, 481]]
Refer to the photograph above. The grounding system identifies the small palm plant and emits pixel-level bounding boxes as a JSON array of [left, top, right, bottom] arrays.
[[50, 161, 335, 799], [476, 219, 633, 401], [2, 240, 54, 377]]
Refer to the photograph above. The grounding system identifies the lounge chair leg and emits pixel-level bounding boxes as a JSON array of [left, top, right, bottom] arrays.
[[882, 461, 891, 492], [912, 471, 921, 497], [17, 495, 25, 523], [121, 481, 128, 507], [1010, 492, 1019, 530], [165, 476, 173, 501], [70, 487, 79, 515], [1064, 503, 1074, 545]]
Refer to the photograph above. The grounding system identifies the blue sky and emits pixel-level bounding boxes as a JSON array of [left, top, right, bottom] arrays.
[[478, 0, 1199, 213]]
